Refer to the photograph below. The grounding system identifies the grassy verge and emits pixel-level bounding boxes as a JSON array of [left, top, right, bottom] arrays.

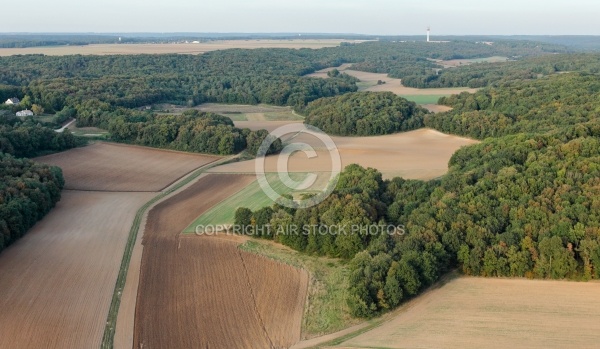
[[100, 156, 234, 349], [239, 239, 361, 338]]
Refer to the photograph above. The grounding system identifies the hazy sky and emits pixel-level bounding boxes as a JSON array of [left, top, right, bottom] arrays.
[[4, 0, 600, 35]]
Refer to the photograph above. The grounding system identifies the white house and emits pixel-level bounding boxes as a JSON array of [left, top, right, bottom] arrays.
[[5, 98, 20, 105], [16, 109, 34, 117]]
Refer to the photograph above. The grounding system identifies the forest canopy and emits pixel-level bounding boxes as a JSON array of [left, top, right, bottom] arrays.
[[238, 66, 600, 318], [303, 92, 427, 136], [0, 153, 65, 253]]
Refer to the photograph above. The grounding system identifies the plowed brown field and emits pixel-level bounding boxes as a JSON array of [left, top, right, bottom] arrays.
[[0, 142, 223, 349], [0, 191, 154, 349], [134, 174, 309, 348], [36, 142, 219, 191]]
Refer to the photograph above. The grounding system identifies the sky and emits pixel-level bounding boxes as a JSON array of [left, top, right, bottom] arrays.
[[4, 0, 600, 35]]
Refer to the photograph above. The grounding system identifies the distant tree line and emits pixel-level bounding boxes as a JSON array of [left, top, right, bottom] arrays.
[[402, 53, 600, 88], [303, 92, 427, 136], [0, 40, 570, 120]]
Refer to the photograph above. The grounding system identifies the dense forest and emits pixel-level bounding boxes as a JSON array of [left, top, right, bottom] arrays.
[[0, 112, 79, 158], [237, 68, 600, 317], [0, 153, 65, 252], [0, 40, 567, 116], [402, 53, 600, 88], [303, 92, 427, 136], [108, 110, 282, 155], [429, 73, 600, 138]]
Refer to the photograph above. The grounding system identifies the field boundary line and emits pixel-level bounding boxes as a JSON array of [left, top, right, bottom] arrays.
[[100, 155, 236, 349], [294, 271, 460, 349], [179, 176, 259, 234]]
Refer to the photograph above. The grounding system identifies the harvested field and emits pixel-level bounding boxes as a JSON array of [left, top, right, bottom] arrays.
[[234, 120, 303, 132], [36, 142, 219, 191], [0, 190, 154, 349], [135, 174, 309, 349], [305, 63, 354, 78], [423, 103, 453, 113], [435, 55, 509, 68], [337, 276, 600, 349], [210, 128, 478, 180], [197, 103, 293, 114], [345, 69, 477, 96], [308, 65, 477, 100], [157, 103, 304, 122], [0, 39, 365, 56]]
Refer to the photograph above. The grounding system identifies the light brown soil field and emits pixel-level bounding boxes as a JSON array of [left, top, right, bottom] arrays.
[[308, 65, 477, 96], [234, 120, 303, 132], [345, 69, 478, 95], [0, 39, 366, 56], [36, 142, 219, 191], [305, 63, 355, 78], [437, 55, 509, 68], [209, 128, 478, 180], [0, 190, 154, 349], [134, 174, 309, 349], [197, 103, 294, 114], [422, 103, 453, 113], [337, 276, 600, 349]]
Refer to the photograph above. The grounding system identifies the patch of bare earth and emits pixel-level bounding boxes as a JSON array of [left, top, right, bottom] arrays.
[[0, 191, 154, 349], [0, 142, 224, 349], [423, 104, 453, 113], [210, 127, 478, 180], [308, 64, 477, 96], [36, 142, 219, 191], [134, 174, 309, 349]]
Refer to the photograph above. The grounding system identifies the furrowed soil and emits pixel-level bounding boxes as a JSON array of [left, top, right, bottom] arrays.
[[36, 142, 219, 191], [0, 191, 154, 349], [134, 174, 309, 349], [0, 142, 222, 349]]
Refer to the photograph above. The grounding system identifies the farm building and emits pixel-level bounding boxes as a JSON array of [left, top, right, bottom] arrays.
[[5, 97, 20, 105], [16, 109, 34, 117]]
